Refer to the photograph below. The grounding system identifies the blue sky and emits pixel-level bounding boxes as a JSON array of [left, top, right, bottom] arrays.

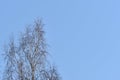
[[0, 0, 120, 80]]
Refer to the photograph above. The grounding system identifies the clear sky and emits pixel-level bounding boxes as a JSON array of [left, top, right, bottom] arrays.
[[0, 0, 120, 80]]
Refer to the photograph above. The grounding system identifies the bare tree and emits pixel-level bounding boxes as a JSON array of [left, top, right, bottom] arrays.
[[3, 19, 61, 80], [3, 37, 17, 80], [41, 66, 61, 80]]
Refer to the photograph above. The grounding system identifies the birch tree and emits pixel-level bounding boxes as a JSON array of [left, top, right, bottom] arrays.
[[3, 19, 61, 80]]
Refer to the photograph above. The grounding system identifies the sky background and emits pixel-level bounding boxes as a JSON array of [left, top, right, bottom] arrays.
[[0, 0, 120, 80]]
